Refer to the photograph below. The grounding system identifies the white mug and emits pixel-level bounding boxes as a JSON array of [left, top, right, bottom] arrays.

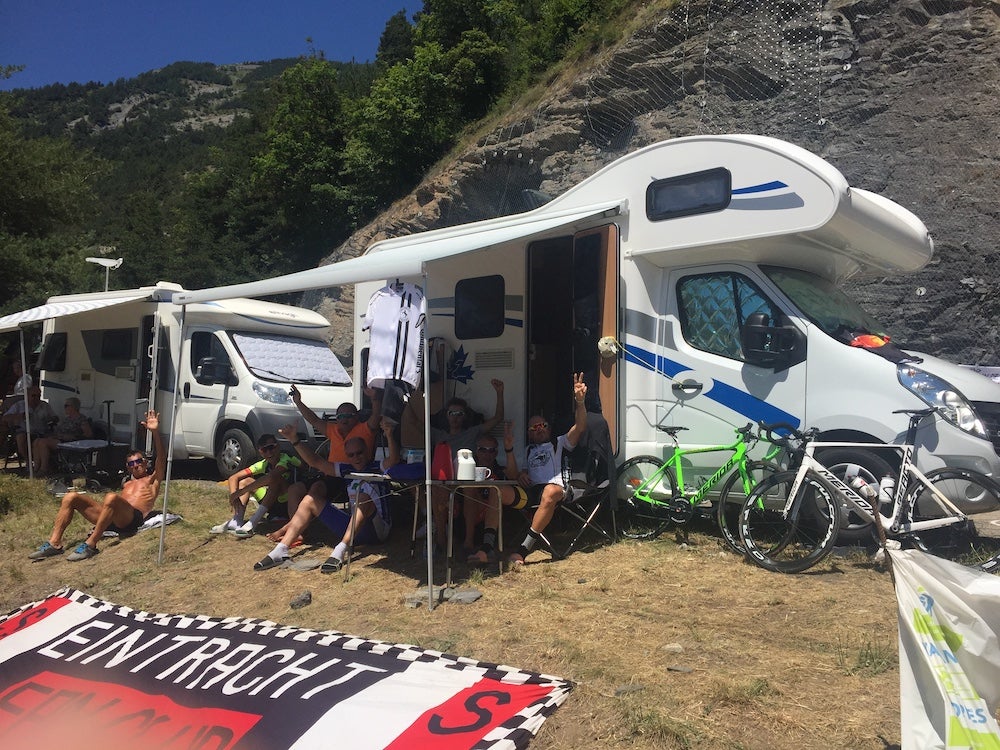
[[474, 466, 492, 481]]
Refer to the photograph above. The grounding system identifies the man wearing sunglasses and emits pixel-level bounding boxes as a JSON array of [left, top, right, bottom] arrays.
[[210, 434, 303, 535], [464, 433, 528, 564], [255, 419, 399, 573], [289, 385, 382, 464], [425, 379, 506, 556], [29, 410, 166, 562], [504, 373, 588, 567]]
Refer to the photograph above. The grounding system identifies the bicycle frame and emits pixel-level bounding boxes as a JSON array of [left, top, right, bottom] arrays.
[[634, 430, 770, 508], [782, 441, 969, 536]]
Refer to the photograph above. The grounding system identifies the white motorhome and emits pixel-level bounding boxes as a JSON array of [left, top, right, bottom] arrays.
[[31, 282, 352, 475], [174, 135, 1000, 526]]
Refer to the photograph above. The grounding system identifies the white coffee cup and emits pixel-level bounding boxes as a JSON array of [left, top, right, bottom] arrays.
[[474, 466, 492, 481]]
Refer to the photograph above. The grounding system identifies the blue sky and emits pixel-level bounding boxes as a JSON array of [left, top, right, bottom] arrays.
[[0, 1, 412, 91]]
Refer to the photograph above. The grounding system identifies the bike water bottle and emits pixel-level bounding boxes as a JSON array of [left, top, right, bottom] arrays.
[[850, 475, 877, 500], [877, 476, 895, 506]]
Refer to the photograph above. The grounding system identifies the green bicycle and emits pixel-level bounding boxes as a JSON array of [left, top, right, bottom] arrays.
[[616, 422, 786, 550]]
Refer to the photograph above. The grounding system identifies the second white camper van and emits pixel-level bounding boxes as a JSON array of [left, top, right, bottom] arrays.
[[37, 282, 353, 475]]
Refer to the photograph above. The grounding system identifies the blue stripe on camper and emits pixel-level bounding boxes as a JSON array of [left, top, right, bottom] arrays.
[[732, 180, 788, 195], [39, 380, 78, 395], [428, 312, 524, 328], [625, 344, 800, 427]]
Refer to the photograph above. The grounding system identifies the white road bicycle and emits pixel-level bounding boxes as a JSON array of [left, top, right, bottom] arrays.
[[738, 409, 1000, 574]]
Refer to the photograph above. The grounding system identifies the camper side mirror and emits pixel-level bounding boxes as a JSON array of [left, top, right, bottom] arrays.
[[740, 312, 803, 371], [195, 357, 235, 386]]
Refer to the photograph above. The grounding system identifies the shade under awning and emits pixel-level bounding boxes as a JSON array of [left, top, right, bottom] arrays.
[[175, 199, 624, 304], [0, 292, 151, 334]]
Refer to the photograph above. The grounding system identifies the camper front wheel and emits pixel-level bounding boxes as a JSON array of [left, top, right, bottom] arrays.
[[217, 427, 255, 477]]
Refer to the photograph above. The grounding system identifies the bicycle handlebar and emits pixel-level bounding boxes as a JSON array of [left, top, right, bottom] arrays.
[[758, 421, 817, 453]]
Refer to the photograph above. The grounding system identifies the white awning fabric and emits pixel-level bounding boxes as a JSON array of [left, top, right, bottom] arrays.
[[175, 199, 624, 304], [0, 292, 150, 334]]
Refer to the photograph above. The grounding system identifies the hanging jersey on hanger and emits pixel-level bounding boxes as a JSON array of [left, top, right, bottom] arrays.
[[363, 282, 426, 389]]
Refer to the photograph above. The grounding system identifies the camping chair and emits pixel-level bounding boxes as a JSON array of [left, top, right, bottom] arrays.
[[519, 412, 617, 559]]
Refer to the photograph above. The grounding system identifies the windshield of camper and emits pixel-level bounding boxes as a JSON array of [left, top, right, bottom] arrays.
[[230, 332, 351, 385], [762, 267, 890, 340]]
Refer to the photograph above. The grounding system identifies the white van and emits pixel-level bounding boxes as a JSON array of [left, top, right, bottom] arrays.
[[33, 282, 352, 475], [174, 135, 1000, 524]]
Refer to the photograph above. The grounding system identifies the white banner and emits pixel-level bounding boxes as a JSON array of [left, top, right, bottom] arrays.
[[889, 549, 1000, 749], [0, 588, 571, 749]]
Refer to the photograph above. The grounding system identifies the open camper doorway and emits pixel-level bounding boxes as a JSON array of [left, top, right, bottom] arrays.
[[526, 225, 619, 446]]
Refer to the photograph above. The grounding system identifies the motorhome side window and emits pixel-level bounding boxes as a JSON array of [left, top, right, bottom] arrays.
[[38, 332, 67, 372], [81, 328, 136, 377], [677, 273, 780, 361], [191, 331, 235, 386], [454, 274, 505, 339]]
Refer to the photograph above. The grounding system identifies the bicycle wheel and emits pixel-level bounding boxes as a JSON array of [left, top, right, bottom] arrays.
[[907, 468, 1000, 572], [739, 470, 840, 573], [616, 455, 674, 539], [716, 460, 780, 554]]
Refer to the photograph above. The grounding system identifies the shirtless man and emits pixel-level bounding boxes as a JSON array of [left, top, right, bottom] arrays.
[[28, 411, 166, 562]]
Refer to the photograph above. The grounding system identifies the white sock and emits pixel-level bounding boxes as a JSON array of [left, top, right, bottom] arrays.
[[332, 541, 348, 561], [268, 543, 289, 561], [226, 518, 239, 530]]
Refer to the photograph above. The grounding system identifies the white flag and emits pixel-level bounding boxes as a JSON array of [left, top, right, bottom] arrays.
[[890, 548, 1000, 749]]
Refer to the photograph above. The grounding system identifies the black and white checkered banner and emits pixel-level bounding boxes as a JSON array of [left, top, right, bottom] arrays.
[[0, 588, 571, 749]]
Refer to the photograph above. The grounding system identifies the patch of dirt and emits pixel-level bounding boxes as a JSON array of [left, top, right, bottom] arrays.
[[1, 474, 904, 749]]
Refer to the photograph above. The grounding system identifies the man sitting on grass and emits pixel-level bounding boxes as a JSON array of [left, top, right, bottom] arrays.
[[253, 419, 398, 573], [28, 411, 165, 562], [210, 433, 303, 536]]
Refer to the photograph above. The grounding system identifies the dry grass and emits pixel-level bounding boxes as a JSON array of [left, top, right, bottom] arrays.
[[0, 471, 903, 750]]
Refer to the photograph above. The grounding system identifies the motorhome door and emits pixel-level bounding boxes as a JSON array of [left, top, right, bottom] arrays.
[[526, 226, 619, 444]]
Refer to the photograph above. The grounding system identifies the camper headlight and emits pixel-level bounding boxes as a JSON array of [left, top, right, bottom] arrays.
[[253, 382, 293, 405], [897, 364, 987, 438]]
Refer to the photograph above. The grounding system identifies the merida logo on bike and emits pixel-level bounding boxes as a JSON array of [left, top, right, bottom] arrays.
[[816, 468, 875, 514]]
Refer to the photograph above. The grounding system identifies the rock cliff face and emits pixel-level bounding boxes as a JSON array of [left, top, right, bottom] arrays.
[[312, 0, 1000, 365]]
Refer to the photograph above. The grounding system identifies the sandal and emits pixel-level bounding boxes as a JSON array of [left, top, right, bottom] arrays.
[[467, 548, 490, 565], [253, 555, 287, 571], [320, 556, 343, 574]]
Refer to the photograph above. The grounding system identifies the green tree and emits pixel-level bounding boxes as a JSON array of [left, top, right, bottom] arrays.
[[343, 43, 456, 214], [376, 10, 416, 71], [249, 58, 350, 262]]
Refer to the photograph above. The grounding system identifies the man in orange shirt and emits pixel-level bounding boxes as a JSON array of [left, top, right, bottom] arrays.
[[290, 385, 382, 501]]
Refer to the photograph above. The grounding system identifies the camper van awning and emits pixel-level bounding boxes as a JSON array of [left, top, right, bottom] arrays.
[[0, 291, 150, 334], [174, 199, 624, 304]]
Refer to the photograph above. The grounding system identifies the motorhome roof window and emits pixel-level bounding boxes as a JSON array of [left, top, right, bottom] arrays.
[[646, 167, 731, 222], [455, 275, 505, 340], [230, 332, 351, 386]]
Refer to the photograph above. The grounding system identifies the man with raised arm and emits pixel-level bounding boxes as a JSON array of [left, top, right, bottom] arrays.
[[29, 411, 166, 561], [504, 373, 588, 567]]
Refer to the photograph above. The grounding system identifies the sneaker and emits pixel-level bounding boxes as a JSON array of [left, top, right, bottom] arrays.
[[253, 555, 287, 571], [234, 521, 255, 539], [28, 542, 64, 560], [66, 542, 99, 562], [319, 556, 343, 574]]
